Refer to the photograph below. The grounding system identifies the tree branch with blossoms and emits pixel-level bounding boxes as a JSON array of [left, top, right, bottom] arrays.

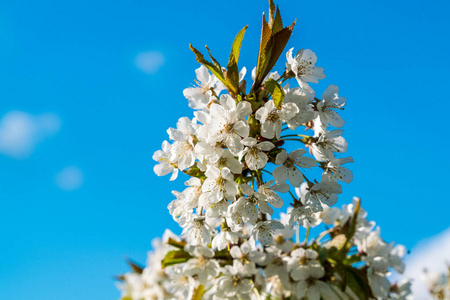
[[116, 1, 416, 299]]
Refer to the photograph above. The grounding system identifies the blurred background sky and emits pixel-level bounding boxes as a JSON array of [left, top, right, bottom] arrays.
[[0, 0, 449, 298]]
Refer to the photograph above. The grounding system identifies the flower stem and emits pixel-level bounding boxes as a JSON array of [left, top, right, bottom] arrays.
[[280, 134, 310, 138], [304, 226, 310, 245], [261, 169, 272, 175], [288, 191, 296, 201], [280, 138, 307, 143]]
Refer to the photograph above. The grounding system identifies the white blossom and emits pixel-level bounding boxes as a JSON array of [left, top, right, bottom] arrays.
[[211, 229, 240, 250], [214, 260, 255, 298], [240, 137, 274, 170], [184, 245, 220, 284], [286, 48, 325, 92], [201, 166, 237, 204], [255, 100, 298, 139], [181, 177, 203, 210], [252, 220, 284, 245], [230, 241, 265, 274], [181, 215, 214, 246], [164, 266, 196, 299], [273, 149, 316, 187], [153, 140, 179, 180], [310, 129, 347, 161], [296, 174, 343, 208], [183, 65, 224, 110], [317, 84, 346, 128], [283, 86, 316, 130], [258, 180, 289, 209], [207, 95, 251, 155], [323, 156, 354, 184]]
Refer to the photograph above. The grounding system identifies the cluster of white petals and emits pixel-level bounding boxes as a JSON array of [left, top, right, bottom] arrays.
[[117, 4, 417, 299], [118, 198, 414, 300], [422, 267, 450, 300], [152, 54, 352, 249]]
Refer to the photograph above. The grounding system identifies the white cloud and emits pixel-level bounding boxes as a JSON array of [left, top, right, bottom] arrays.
[[55, 166, 84, 191], [0, 111, 61, 159], [403, 227, 450, 298], [135, 51, 165, 74]]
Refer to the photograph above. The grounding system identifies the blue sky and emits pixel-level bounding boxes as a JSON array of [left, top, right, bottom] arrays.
[[0, 0, 449, 298]]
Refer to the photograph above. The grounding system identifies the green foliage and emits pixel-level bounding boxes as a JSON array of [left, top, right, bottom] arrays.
[[189, 44, 236, 95], [264, 78, 285, 109], [327, 198, 362, 262], [161, 250, 192, 268], [167, 237, 187, 249], [271, 4, 284, 34], [247, 114, 261, 137], [205, 46, 222, 71], [126, 259, 144, 274], [327, 234, 348, 255], [192, 284, 205, 300], [252, 0, 295, 93], [226, 25, 248, 94], [183, 165, 206, 179], [346, 266, 374, 299], [189, 25, 248, 98], [343, 254, 362, 265]]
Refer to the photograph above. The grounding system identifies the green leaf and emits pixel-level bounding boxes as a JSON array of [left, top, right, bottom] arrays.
[[253, 16, 295, 92], [327, 234, 350, 263], [189, 44, 237, 95], [262, 21, 296, 79], [214, 248, 232, 260], [167, 237, 187, 249], [248, 114, 261, 137], [317, 245, 329, 264], [328, 284, 352, 300], [161, 250, 192, 268], [326, 257, 347, 292], [329, 198, 362, 261], [126, 259, 144, 274], [268, 0, 276, 28], [189, 44, 224, 80], [115, 274, 126, 281], [120, 297, 133, 300], [346, 266, 373, 300], [327, 234, 347, 252], [253, 1, 296, 90], [272, 5, 283, 34], [253, 13, 272, 90], [347, 198, 361, 240], [205, 45, 222, 71], [229, 25, 248, 65], [343, 253, 362, 265], [264, 78, 285, 109], [183, 165, 206, 179], [226, 25, 248, 94], [192, 284, 205, 300]]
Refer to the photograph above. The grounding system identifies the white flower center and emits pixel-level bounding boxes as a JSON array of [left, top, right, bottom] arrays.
[[283, 158, 295, 168], [224, 123, 234, 133], [267, 111, 280, 122], [218, 157, 228, 168], [248, 147, 260, 158]]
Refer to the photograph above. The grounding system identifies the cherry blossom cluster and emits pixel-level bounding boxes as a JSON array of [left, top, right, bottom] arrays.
[[153, 54, 350, 248], [117, 199, 412, 299], [117, 2, 413, 299], [422, 266, 450, 299]]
